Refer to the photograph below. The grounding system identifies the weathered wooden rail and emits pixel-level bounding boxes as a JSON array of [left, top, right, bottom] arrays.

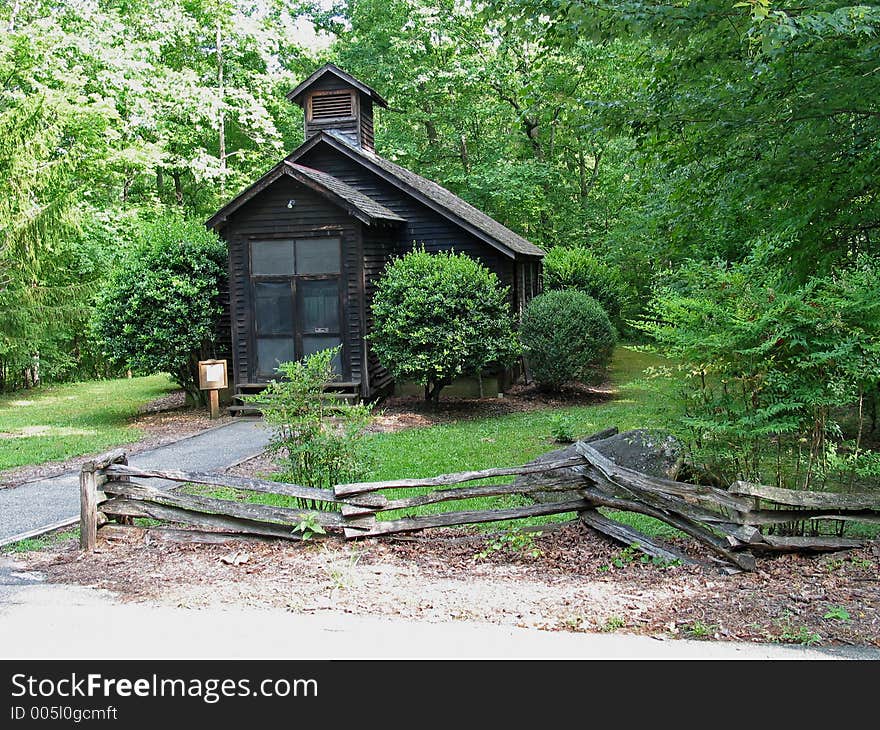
[[80, 431, 880, 573]]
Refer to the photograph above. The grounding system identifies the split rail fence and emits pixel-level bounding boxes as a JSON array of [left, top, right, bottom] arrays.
[[80, 430, 880, 573]]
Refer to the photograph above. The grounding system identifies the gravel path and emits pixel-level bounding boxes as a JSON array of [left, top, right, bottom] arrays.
[[0, 418, 271, 546]]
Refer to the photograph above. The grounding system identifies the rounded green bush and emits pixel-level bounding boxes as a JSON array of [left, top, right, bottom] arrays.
[[521, 290, 616, 390], [542, 246, 631, 324], [93, 216, 228, 405], [370, 248, 520, 403]]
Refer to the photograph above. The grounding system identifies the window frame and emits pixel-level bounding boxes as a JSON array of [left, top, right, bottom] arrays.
[[248, 233, 346, 380]]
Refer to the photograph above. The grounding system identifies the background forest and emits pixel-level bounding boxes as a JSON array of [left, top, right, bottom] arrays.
[[1, 0, 879, 490]]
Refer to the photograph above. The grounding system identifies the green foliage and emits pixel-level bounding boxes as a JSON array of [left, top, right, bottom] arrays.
[[93, 216, 227, 405], [550, 415, 577, 443], [641, 253, 880, 493], [774, 612, 822, 646], [542, 246, 633, 326], [601, 616, 626, 632], [685, 621, 719, 639], [597, 542, 680, 572], [292, 513, 327, 541], [521, 290, 616, 391], [822, 606, 851, 623], [370, 248, 520, 403], [247, 348, 373, 503], [477, 528, 543, 560], [498, 1, 880, 279]]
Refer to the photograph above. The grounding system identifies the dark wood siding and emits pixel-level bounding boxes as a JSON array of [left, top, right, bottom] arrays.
[[297, 146, 516, 303], [361, 228, 396, 396], [219, 176, 363, 386], [360, 102, 374, 152]]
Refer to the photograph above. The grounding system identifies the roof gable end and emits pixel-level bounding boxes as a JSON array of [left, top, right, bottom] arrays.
[[287, 132, 545, 259], [286, 63, 389, 108]]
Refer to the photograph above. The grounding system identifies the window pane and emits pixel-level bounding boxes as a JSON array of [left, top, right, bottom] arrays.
[[303, 335, 342, 373], [296, 238, 340, 274], [251, 240, 294, 275], [299, 279, 340, 332], [257, 338, 295, 375], [254, 282, 293, 335]]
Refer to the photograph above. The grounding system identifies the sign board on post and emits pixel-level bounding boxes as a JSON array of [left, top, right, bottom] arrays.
[[198, 359, 227, 419]]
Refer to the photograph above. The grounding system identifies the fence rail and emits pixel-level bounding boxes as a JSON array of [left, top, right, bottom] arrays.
[[80, 431, 880, 572]]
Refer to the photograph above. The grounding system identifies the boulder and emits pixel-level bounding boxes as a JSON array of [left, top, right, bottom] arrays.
[[515, 428, 682, 504]]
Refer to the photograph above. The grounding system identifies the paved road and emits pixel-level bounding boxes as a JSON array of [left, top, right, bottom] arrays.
[[0, 419, 271, 546], [0, 571, 875, 659]]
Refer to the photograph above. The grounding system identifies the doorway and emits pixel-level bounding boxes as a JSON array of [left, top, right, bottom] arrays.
[[250, 237, 343, 379]]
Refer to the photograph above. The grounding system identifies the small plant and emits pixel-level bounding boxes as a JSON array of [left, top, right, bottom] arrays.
[[319, 545, 361, 590], [685, 620, 719, 639], [602, 616, 626, 632], [550, 415, 577, 443], [823, 556, 875, 572], [293, 513, 327, 541], [247, 347, 373, 510], [823, 606, 851, 623], [477, 528, 542, 560], [774, 612, 821, 646], [640, 555, 683, 569]]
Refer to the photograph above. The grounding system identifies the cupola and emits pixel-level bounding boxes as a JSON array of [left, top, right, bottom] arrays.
[[286, 63, 388, 153]]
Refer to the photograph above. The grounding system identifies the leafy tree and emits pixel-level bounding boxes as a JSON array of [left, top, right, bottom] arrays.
[[370, 248, 520, 403], [93, 216, 228, 405], [497, 0, 880, 277], [520, 290, 616, 391], [641, 253, 880, 491]]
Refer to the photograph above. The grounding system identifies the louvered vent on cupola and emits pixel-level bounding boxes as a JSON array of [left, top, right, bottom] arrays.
[[286, 63, 389, 153], [309, 90, 354, 120]]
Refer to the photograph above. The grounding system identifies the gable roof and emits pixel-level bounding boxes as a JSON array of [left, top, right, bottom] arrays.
[[288, 131, 546, 259], [205, 160, 405, 230], [286, 63, 389, 108]]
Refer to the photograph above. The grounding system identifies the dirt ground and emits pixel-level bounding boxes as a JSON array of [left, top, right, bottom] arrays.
[[21, 518, 880, 650], [12, 385, 880, 650]]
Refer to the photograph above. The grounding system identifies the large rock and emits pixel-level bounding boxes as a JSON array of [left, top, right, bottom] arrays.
[[590, 429, 682, 479], [516, 428, 682, 504]]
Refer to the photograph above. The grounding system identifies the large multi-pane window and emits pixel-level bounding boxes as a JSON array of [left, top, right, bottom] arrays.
[[250, 238, 342, 378]]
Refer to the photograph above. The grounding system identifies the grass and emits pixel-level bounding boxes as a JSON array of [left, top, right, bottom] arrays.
[[2, 528, 79, 554], [0, 374, 179, 472], [358, 346, 681, 532], [194, 347, 683, 536]]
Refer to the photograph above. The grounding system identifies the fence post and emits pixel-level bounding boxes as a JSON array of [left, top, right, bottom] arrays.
[[80, 460, 98, 551]]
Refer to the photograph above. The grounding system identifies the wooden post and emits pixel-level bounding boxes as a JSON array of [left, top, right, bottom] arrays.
[[209, 389, 220, 419], [80, 462, 97, 551]]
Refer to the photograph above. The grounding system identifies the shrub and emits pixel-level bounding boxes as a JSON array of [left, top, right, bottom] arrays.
[[93, 216, 227, 405], [246, 348, 373, 505], [641, 255, 880, 494], [521, 290, 616, 391], [370, 248, 520, 403], [542, 246, 632, 326]]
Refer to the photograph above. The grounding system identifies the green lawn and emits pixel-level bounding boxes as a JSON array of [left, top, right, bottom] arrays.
[[195, 346, 680, 535], [0, 375, 179, 472], [359, 346, 680, 531], [366, 346, 675, 484]]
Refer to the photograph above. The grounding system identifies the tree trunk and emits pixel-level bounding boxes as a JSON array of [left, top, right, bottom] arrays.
[[217, 20, 227, 196], [459, 134, 471, 174], [172, 171, 184, 205], [8, 0, 20, 32]]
